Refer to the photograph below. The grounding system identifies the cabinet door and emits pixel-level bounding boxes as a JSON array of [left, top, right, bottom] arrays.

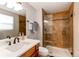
[[32, 51, 39, 57], [21, 46, 35, 57]]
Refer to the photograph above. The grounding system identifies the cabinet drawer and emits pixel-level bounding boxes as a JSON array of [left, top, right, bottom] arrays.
[[21, 46, 35, 57]]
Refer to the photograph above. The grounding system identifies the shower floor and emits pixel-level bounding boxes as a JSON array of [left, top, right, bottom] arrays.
[[46, 46, 72, 57]]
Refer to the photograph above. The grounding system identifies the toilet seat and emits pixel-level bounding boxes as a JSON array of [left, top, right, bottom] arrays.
[[39, 47, 48, 57]]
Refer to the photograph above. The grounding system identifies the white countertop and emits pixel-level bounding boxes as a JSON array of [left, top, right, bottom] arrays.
[[0, 37, 40, 57]]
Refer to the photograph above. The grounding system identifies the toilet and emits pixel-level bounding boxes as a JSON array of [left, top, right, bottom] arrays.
[[39, 47, 49, 57]]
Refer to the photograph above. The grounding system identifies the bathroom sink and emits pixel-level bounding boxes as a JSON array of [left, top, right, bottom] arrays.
[[6, 42, 31, 52], [0, 39, 8, 46], [0, 38, 14, 46]]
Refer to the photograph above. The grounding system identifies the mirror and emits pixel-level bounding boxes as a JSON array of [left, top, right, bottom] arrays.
[[0, 2, 26, 39]]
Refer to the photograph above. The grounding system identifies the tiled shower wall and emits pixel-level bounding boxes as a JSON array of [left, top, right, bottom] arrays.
[[43, 3, 73, 51]]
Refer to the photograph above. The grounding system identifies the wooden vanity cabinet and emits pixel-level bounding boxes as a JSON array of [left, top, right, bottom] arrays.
[[21, 44, 39, 57]]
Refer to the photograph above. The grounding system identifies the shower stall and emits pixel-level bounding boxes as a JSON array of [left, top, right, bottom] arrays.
[[42, 3, 73, 57], [43, 12, 73, 55]]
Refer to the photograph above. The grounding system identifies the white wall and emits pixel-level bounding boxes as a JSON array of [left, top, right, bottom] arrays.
[[73, 2, 79, 56], [36, 9, 43, 46], [23, 3, 43, 46], [23, 3, 37, 39], [0, 8, 19, 39]]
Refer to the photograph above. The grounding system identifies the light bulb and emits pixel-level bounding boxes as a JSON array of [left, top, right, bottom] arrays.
[[14, 3, 23, 11], [0, 0, 6, 5]]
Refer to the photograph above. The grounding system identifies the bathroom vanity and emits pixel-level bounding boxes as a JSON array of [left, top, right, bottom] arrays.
[[21, 44, 39, 57], [0, 37, 40, 57]]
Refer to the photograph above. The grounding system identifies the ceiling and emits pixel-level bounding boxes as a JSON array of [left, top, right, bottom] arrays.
[[28, 2, 72, 13], [0, 3, 26, 16], [0, 2, 72, 16]]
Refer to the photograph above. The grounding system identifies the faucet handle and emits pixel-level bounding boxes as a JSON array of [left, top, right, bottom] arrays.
[[8, 41, 11, 45], [17, 38, 20, 43], [7, 36, 11, 39]]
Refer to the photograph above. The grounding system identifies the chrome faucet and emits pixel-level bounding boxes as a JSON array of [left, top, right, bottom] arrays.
[[7, 36, 11, 45], [13, 37, 20, 44]]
